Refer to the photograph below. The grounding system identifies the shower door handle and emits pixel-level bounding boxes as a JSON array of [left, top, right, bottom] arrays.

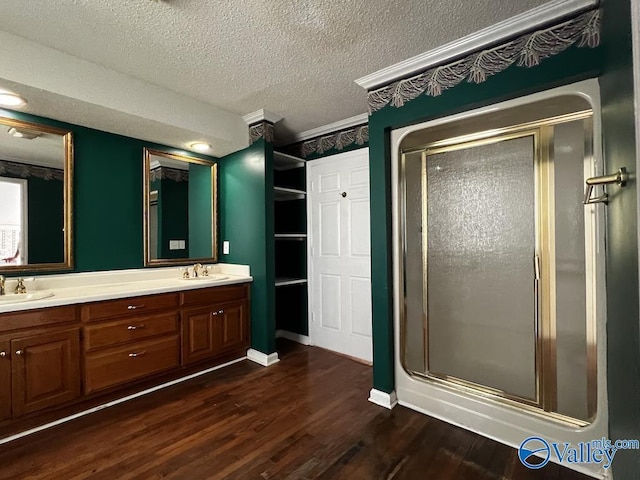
[[583, 167, 628, 205], [534, 255, 541, 330]]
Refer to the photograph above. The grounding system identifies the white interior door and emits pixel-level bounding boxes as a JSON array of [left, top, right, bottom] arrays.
[[308, 148, 372, 362]]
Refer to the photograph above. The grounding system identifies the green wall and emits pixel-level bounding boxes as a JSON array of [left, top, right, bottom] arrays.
[[599, 0, 640, 477], [219, 139, 276, 355], [0, 107, 218, 274], [368, 43, 603, 394]]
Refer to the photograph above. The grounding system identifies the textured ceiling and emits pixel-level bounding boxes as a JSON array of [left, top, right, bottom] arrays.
[[0, 0, 547, 149]]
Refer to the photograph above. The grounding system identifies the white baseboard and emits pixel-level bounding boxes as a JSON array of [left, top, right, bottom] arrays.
[[368, 388, 398, 409], [276, 329, 311, 345], [0, 356, 247, 446], [247, 348, 280, 367]]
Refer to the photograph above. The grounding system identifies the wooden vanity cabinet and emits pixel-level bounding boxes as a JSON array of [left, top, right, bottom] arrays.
[[0, 306, 81, 421], [0, 282, 250, 425], [181, 300, 248, 365], [180, 284, 250, 366], [82, 293, 181, 395]]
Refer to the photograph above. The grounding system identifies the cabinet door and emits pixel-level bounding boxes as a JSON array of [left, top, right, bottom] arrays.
[[181, 306, 223, 366], [219, 302, 248, 352], [0, 339, 10, 421], [181, 300, 248, 366], [11, 328, 81, 417]]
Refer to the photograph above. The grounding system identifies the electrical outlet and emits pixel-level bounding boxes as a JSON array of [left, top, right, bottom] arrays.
[[223, 241, 230, 255]]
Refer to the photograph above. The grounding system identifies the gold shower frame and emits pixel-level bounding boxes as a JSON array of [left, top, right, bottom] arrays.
[[399, 110, 595, 427]]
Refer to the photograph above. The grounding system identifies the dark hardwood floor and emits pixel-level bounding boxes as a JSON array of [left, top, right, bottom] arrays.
[[1, 340, 590, 480]]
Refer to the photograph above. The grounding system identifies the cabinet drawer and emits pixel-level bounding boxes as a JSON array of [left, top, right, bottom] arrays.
[[0, 305, 78, 333], [181, 284, 247, 307], [84, 312, 178, 352], [82, 293, 180, 322], [84, 335, 179, 394]]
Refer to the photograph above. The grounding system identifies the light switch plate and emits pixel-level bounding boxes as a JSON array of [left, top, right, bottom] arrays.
[[170, 240, 185, 250], [223, 241, 230, 255]]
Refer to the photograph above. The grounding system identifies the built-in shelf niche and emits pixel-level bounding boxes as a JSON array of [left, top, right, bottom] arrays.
[[274, 151, 305, 171], [274, 186, 306, 201], [275, 277, 308, 287], [273, 151, 308, 336]]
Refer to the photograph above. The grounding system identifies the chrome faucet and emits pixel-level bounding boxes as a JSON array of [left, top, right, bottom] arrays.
[[0, 276, 4, 295], [15, 278, 26, 294]]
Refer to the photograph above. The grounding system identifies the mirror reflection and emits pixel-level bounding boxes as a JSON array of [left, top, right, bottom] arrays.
[[144, 148, 218, 266], [0, 117, 72, 271]]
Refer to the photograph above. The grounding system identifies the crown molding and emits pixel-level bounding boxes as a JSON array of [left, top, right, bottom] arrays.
[[355, 0, 599, 91], [292, 113, 368, 142], [242, 109, 283, 126]]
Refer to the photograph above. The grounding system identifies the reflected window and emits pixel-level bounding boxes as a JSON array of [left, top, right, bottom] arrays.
[[0, 177, 26, 265]]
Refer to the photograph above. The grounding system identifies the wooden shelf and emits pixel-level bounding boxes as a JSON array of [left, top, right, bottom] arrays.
[[274, 186, 306, 201], [275, 277, 308, 287], [275, 233, 307, 240], [274, 151, 305, 171]]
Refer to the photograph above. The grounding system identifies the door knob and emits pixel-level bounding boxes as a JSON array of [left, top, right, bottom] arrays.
[[15, 349, 23, 356], [341, 192, 347, 198], [0, 351, 6, 358]]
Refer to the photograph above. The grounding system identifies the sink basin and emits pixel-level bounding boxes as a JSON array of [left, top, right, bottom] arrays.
[[181, 274, 229, 281], [0, 291, 54, 304]]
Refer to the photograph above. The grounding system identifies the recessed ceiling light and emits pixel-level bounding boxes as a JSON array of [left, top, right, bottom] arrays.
[[0, 92, 27, 107], [190, 142, 211, 152], [8, 127, 41, 139]]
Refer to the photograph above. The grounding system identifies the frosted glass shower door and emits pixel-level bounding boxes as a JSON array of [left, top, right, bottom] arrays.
[[400, 105, 598, 424], [426, 135, 538, 402]]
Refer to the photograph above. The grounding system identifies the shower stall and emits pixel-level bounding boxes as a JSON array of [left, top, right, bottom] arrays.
[[391, 80, 608, 474]]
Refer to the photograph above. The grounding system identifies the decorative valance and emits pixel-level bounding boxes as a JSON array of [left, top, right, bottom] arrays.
[[297, 124, 369, 159], [150, 166, 189, 183], [0, 159, 64, 181], [249, 121, 275, 144], [368, 9, 601, 113]]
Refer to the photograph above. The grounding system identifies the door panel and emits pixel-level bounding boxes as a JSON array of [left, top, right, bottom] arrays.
[[0, 339, 10, 421], [426, 135, 537, 401], [350, 276, 372, 337], [319, 202, 341, 256], [349, 199, 370, 256], [12, 329, 80, 417], [320, 274, 341, 331], [309, 149, 372, 362], [181, 307, 221, 365], [220, 302, 247, 351]]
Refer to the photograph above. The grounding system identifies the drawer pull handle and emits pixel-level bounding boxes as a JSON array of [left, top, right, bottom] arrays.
[[15, 349, 23, 356], [127, 304, 145, 310], [127, 324, 146, 331], [128, 351, 147, 358], [0, 351, 6, 358], [218, 310, 224, 314]]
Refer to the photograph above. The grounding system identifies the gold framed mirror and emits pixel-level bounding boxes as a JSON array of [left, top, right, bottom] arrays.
[[143, 148, 218, 266], [0, 116, 73, 272]]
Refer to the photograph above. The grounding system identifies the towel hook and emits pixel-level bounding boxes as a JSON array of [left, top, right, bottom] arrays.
[[583, 167, 628, 205]]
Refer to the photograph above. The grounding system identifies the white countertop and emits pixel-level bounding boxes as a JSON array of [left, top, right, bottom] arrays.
[[0, 263, 252, 314]]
